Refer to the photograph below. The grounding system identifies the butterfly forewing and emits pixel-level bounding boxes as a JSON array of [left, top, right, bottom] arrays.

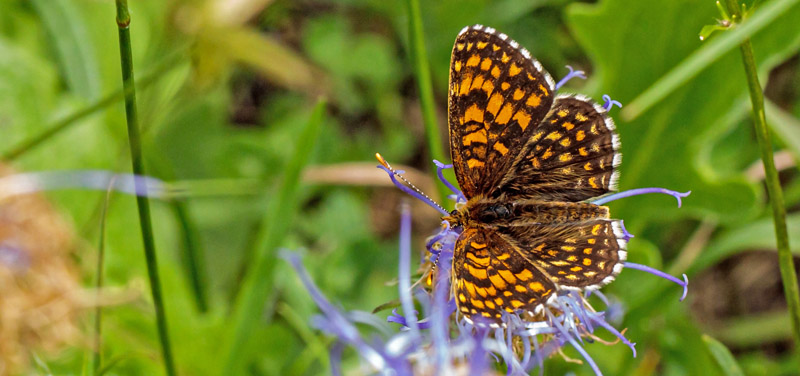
[[448, 25, 555, 199]]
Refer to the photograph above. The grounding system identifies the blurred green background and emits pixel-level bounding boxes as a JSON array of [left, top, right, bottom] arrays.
[[1, 0, 799, 374]]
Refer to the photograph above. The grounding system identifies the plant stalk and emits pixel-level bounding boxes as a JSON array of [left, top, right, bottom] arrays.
[[91, 184, 114, 375], [114, 2, 176, 375], [171, 200, 209, 312], [404, 0, 449, 202], [724, 0, 800, 359]]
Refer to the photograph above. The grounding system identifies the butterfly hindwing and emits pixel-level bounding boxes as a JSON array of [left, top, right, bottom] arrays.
[[499, 95, 621, 202], [496, 214, 627, 289], [448, 25, 556, 199], [453, 227, 557, 320]]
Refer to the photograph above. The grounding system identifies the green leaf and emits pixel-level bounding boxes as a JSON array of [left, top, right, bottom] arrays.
[[566, 0, 800, 225], [622, 0, 800, 121], [766, 99, 800, 162], [708, 311, 792, 347], [689, 213, 800, 275], [702, 334, 745, 376], [31, 0, 101, 99]]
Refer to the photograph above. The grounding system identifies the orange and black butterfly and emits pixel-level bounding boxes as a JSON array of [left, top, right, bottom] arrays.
[[443, 25, 627, 322]]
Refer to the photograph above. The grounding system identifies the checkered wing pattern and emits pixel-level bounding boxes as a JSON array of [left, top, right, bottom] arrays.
[[497, 217, 628, 289], [500, 95, 621, 202], [448, 25, 555, 199], [452, 227, 557, 320]]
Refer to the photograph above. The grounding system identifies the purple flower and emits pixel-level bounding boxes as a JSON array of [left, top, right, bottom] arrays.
[[286, 156, 689, 375], [0, 170, 168, 199]]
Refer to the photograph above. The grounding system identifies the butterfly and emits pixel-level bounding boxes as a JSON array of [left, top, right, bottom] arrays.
[[443, 25, 627, 322]]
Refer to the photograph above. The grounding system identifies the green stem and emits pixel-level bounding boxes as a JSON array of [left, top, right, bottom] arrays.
[[1, 51, 179, 162], [724, 0, 800, 359], [171, 200, 209, 312], [145, 150, 210, 313], [91, 184, 114, 375], [404, 0, 449, 202], [114, 2, 176, 375]]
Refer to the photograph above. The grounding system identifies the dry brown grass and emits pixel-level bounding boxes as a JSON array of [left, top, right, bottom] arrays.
[[0, 165, 81, 375]]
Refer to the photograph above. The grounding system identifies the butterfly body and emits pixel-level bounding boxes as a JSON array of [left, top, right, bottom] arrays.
[[445, 25, 628, 322]]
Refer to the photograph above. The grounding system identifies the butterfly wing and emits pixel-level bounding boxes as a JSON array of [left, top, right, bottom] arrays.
[[499, 95, 621, 202], [448, 25, 555, 199], [449, 26, 627, 320], [494, 204, 628, 289], [453, 226, 557, 320]]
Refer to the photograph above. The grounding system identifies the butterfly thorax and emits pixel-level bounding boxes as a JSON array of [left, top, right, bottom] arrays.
[[444, 196, 511, 229], [444, 196, 610, 230]]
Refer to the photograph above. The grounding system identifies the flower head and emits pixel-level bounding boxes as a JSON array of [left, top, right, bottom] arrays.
[[286, 156, 689, 375]]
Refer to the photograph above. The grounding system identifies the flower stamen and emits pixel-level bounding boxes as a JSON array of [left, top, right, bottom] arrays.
[[602, 94, 623, 111], [592, 187, 691, 207], [433, 160, 466, 203], [624, 262, 689, 301], [555, 65, 587, 90]]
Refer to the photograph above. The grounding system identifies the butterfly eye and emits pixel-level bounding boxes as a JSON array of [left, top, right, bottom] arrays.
[[478, 204, 512, 222], [494, 205, 510, 218]]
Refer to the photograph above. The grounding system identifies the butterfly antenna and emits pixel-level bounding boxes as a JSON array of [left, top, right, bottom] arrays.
[[375, 153, 449, 214]]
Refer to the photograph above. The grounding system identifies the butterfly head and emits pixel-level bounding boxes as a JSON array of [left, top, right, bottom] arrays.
[[442, 207, 465, 230], [443, 195, 517, 231]]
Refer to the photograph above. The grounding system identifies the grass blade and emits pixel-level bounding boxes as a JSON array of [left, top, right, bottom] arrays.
[[90, 181, 115, 375], [277, 302, 331, 375], [30, 0, 101, 100], [1, 53, 179, 162], [223, 99, 326, 373], [622, 0, 800, 121], [702, 334, 745, 376], [170, 200, 209, 313]]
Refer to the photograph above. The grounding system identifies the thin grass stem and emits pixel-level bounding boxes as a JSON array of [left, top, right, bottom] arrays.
[[90, 181, 115, 375], [145, 151, 210, 313], [404, 0, 449, 202], [114, 2, 176, 375], [276, 302, 331, 375], [723, 0, 800, 363], [171, 201, 209, 312]]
